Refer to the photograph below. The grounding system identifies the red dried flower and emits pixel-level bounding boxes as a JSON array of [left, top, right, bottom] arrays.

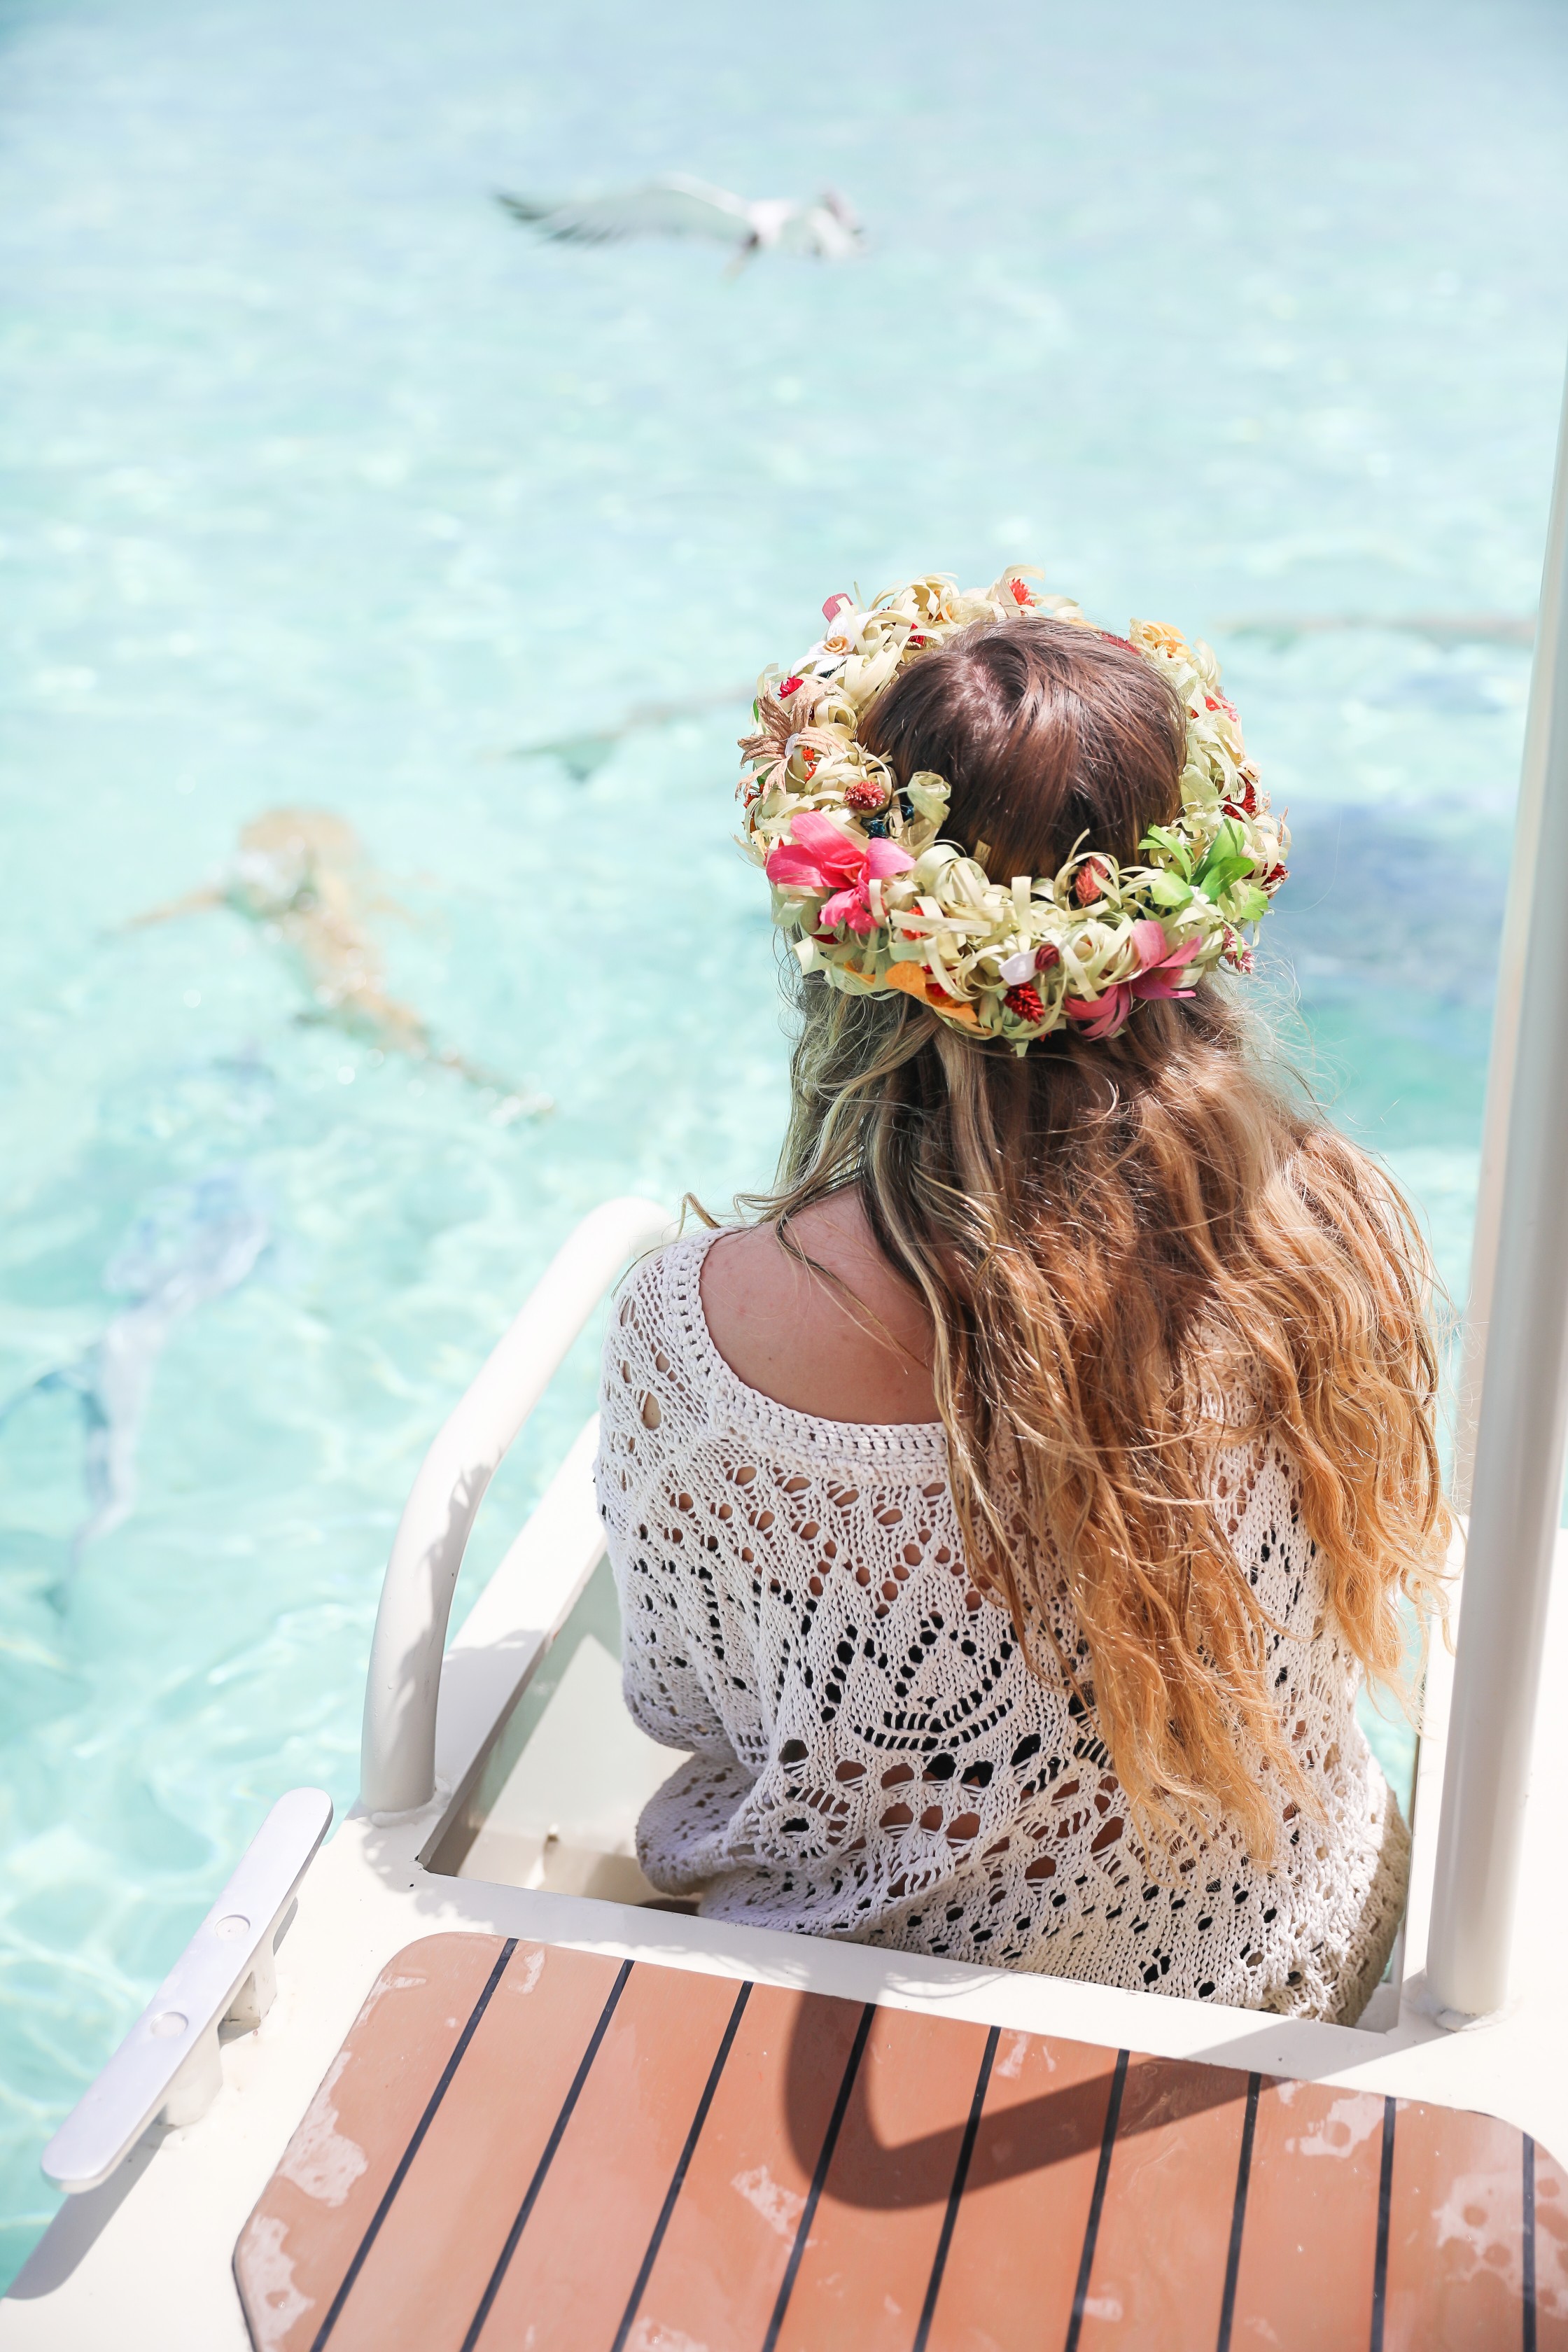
[[1073, 858, 1108, 906], [1004, 982, 1046, 1023], [844, 776, 889, 813], [1008, 578, 1035, 607], [1034, 941, 1061, 972], [780, 674, 805, 697], [1261, 863, 1288, 890]]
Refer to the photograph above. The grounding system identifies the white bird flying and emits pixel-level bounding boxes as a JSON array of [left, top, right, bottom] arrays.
[[497, 175, 865, 266]]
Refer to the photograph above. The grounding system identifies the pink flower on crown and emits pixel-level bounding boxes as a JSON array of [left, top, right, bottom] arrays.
[[766, 811, 913, 937], [1064, 920, 1199, 1040]]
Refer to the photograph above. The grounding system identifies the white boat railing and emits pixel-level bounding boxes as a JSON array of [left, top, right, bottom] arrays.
[[1427, 356, 1568, 2022], [358, 1194, 675, 1819]]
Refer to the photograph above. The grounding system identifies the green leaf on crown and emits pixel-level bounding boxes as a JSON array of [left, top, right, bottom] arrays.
[[1191, 818, 1256, 898], [1139, 823, 1194, 878], [1225, 881, 1269, 923]]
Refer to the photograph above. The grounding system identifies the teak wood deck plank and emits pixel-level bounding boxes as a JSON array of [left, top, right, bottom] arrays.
[[630, 1983, 868, 2348], [324, 1941, 626, 2352], [234, 1932, 1565, 2352], [1074, 2052, 1253, 2348], [1537, 2143, 1568, 2346], [1384, 2098, 1567, 2351], [920, 2026, 1121, 2351], [1227, 2078, 1386, 2349], [469, 1958, 743, 2349], [236, 1933, 506, 2348], [771, 2003, 994, 2352]]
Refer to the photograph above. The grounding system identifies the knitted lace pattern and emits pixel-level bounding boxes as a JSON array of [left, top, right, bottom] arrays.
[[593, 1231, 1408, 2024]]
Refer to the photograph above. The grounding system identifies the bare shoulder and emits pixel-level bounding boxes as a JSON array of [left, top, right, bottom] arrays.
[[699, 1191, 938, 1425]]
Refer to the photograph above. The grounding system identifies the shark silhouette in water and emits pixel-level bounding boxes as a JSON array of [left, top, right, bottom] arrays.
[[4, 1172, 270, 1602], [132, 809, 549, 1114]]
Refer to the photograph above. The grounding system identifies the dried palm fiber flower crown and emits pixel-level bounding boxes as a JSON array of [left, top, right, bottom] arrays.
[[738, 568, 1289, 1051]]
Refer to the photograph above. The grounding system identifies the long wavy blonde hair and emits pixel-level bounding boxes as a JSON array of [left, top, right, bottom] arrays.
[[746, 615, 1451, 1861]]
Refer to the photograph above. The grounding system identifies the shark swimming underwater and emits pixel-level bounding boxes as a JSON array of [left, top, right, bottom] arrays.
[[4, 1172, 270, 1600], [131, 808, 549, 1112]]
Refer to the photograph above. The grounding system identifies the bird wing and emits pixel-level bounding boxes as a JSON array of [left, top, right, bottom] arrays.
[[497, 176, 756, 248]]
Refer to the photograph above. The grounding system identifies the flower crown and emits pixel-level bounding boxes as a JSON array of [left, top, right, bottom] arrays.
[[738, 568, 1288, 1051]]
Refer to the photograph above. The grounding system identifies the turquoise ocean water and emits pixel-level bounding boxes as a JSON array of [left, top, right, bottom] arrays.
[[2, 0, 1566, 2282]]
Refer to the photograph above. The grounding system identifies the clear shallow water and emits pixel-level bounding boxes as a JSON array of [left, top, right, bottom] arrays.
[[1, 0, 1566, 2283]]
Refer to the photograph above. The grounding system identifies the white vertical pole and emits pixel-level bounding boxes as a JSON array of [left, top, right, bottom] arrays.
[[1426, 356, 1568, 2022], [1453, 377, 1568, 1506]]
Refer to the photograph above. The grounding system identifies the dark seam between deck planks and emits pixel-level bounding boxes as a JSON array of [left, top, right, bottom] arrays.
[[610, 1980, 755, 2352], [1063, 2047, 1129, 2352], [309, 1936, 517, 2352], [459, 1956, 634, 2352], [1369, 2095, 1396, 2352], [1214, 2073, 1261, 2352], [761, 2001, 877, 2352], [911, 2023, 1000, 2352], [1525, 2134, 1538, 2352]]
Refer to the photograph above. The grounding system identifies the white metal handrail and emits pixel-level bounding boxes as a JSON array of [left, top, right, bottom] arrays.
[[358, 1194, 674, 1817], [1453, 372, 1568, 1506], [1426, 354, 1568, 2022], [42, 1786, 332, 2193]]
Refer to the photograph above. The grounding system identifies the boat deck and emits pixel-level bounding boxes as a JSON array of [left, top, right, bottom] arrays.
[[236, 1933, 1567, 2352]]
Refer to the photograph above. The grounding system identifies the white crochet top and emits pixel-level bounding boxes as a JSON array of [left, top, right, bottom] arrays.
[[594, 1230, 1408, 2024]]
